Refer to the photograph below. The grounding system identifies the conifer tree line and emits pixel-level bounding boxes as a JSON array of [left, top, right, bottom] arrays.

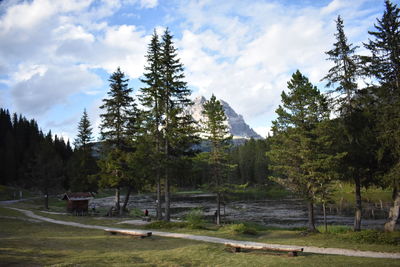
[[268, 0, 400, 232], [0, 109, 73, 208], [0, 1, 399, 231]]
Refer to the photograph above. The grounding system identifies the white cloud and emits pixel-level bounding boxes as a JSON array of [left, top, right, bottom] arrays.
[[11, 64, 102, 116], [0, 0, 149, 116], [174, 0, 378, 133], [140, 0, 158, 9], [123, 0, 158, 9], [253, 126, 271, 139], [0, 0, 385, 139]]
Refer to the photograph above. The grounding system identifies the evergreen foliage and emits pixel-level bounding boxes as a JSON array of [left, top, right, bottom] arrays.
[[139, 30, 166, 219], [363, 0, 400, 232], [323, 15, 370, 231], [68, 109, 98, 192], [140, 28, 198, 221], [201, 94, 232, 225], [98, 67, 136, 214], [268, 71, 342, 231], [230, 138, 269, 185], [0, 108, 71, 193], [323, 15, 359, 114]]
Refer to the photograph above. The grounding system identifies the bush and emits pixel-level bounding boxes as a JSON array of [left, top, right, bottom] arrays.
[[185, 209, 206, 229], [130, 208, 144, 217], [220, 223, 258, 235], [341, 230, 400, 245]]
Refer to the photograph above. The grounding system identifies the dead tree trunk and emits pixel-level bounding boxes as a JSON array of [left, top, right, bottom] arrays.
[[384, 186, 400, 232], [354, 177, 362, 231]]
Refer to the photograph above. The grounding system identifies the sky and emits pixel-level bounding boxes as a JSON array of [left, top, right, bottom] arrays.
[[0, 0, 392, 142]]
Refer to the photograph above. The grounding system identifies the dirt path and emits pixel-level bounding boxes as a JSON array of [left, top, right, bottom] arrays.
[[6, 207, 400, 259]]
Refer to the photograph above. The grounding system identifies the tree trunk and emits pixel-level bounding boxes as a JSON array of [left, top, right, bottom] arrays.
[[384, 185, 400, 232], [44, 188, 49, 210], [216, 192, 221, 225], [164, 111, 170, 221], [156, 173, 162, 220], [307, 200, 316, 231], [122, 186, 132, 214], [115, 187, 121, 215], [323, 202, 327, 233], [354, 177, 362, 231], [164, 169, 170, 221]]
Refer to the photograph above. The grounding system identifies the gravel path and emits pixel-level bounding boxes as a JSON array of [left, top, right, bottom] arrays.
[[6, 207, 400, 259]]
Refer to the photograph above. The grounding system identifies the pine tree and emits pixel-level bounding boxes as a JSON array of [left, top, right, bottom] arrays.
[[99, 67, 134, 214], [160, 29, 197, 221], [268, 70, 340, 232], [323, 15, 359, 113], [202, 94, 232, 225], [69, 109, 98, 192], [363, 0, 400, 232], [139, 30, 164, 219], [74, 109, 93, 151], [29, 132, 64, 209], [0, 109, 12, 185], [140, 29, 197, 221], [323, 15, 368, 231]]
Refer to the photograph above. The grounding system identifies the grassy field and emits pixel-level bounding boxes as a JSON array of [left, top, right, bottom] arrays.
[[7, 197, 400, 254], [1, 188, 399, 266], [0, 207, 399, 267]]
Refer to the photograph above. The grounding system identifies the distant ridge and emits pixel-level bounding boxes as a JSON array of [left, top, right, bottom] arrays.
[[189, 96, 262, 140]]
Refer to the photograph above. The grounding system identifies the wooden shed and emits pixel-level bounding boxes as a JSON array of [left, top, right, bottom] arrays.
[[62, 192, 94, 215]]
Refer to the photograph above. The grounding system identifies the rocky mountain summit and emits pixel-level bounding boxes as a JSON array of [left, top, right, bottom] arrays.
[[189, 96, 262, 139]]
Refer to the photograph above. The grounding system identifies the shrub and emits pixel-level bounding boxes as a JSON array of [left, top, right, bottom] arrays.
[[130, 208, 144, 217], [341, 230, 400, 245], [220, 223, 258, 235], [185, 209, 206, 229]]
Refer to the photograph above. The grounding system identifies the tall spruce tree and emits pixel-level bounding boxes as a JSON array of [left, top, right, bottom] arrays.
[[202, 94, 232, 225], [159, 28, 197, 221], [99, 67, 134, 214], [323, 15, 359, 113], [140, 30, 165, 219], [268, 71, 339, 232], [69, 109, 98, 192], [323, 15, 368, 231], [29, 132, 64, 209], [74, 109, 93, 151], [363, 0, 400, 232]]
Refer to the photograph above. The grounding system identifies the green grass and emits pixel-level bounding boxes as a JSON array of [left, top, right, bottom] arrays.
[[0, 209, 399, 266], [7, 198, 400, 253], [331, 182, 392, 203]]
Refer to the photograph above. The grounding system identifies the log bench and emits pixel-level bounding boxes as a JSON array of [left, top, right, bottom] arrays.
[[104, 229, 152, 239], [225, 242, 303, 257]]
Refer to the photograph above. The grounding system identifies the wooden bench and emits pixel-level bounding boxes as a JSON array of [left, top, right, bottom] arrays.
[[225, 242, 303, 257], [104, 229, 152, 239]]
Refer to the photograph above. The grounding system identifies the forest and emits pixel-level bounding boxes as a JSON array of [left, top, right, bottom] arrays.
[[0, 1, 399, 233]]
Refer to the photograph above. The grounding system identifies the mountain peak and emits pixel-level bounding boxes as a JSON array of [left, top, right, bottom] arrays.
[[190, 96, 262, 139]]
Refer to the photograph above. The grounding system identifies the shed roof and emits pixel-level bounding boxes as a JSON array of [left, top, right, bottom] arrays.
[[62, 192, 94, 201]]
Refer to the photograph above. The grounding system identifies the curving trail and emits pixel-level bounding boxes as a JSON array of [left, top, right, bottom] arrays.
[[6, 207, 400, 259]]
